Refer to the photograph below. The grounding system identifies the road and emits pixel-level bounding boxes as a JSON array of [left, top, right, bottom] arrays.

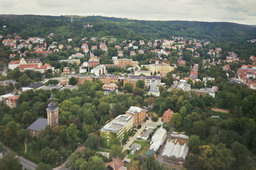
[[122, 118, 162, 151], [0, 142, 37, 170], [19, 156, 37, 170]]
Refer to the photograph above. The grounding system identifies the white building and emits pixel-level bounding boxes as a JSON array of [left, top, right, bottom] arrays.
[[148, 83, 160, 97], [90, 65, 106, 76], [150, 127, 167, 151], [162, 132, 189, 162]]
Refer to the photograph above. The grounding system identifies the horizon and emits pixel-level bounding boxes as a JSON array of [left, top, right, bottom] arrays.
[[1, 0, 255, 25]]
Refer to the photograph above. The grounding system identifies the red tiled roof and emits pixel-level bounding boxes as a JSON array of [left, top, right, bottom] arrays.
[[9, 60, 20, 64]]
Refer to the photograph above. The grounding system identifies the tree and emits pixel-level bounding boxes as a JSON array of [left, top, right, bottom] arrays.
[[110, 145, 125, 159], [123, 83, 133, 93], [136, 80, 145, 89], [231, 142, 249, 169], [0, 152, 22, 170], [80, 156, 106, 170], [36, 163, 52, 170], [170, 113, 182, 128], [188, 135, 201, 154], [66, 123, 80, 142], [198, 144, 235, 170], [85, 133, 101, 149], [133, 88, 144, 97], [69, 77, 78, 85]]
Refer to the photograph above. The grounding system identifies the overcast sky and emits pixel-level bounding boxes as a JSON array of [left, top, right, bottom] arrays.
[[1, 0, 256, 25]]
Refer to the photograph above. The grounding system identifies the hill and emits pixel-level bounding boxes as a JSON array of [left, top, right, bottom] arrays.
[[0, 15, 256, 43]]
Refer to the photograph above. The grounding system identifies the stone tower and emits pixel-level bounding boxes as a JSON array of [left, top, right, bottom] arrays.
[[46, 95, 59, 127]]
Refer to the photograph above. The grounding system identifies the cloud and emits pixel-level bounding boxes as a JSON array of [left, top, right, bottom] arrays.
[[0, 0, 255, 25]]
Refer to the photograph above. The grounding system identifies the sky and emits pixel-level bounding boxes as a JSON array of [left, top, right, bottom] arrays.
[[1, 0, 256, 25]]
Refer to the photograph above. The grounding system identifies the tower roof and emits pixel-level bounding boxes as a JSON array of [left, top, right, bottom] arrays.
[[46, 95, 58, 111]]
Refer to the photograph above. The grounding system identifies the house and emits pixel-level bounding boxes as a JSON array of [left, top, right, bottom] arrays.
[[91, 65, 106, 76], [148, 83, 160, 97], [106, 158, 127, 170], [8, 60, 20, 70], [162, 109, 174, 123], [126, 106, 146, 125], [88, 56, 100, 67]]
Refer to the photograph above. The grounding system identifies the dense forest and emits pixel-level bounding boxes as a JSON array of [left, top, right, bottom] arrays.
[[1, 15, 256, 43]]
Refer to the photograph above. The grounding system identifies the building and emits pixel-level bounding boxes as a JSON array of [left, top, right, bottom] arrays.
[[27, 96, 59, 137], [141, 63, 174, 76], [148, 83, 160, 97], [88, 56, 100, 67], [91, 65, 106, 76], [150, 127, 167, 151], [237, 65, 256, 90], [193, 87, 217, 98], [102, 83, 118, 93], [46, 96, 59, 127], [162, 132, 189, 163], [77, 74, 94, 85], [134, 70, 151, 76], [59, 59, 81, 65], [101, 114, 133, 143], [9, 58, 54, 73], [162, 109, 174, 123], [126, 106, 146, 125], [113, 58, 139, 68], [176, 80, 191, 91], [6, 95, 19, 108]]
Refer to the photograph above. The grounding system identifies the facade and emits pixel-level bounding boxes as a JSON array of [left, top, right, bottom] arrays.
[[46, 96, 59, 127], [113, 58, 139, 68], [125, 106, 146, 125], [148, 83, 160, 97], [141, 63, 174, 76], [102, 83, 118, 93], [101, 114, 133, 143], [162, 109, 174, 123], [91, 65, 106, 76]]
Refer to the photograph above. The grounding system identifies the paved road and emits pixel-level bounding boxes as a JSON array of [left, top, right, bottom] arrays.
[[19, 156, 37, 170], [0, 142, 37, 170]]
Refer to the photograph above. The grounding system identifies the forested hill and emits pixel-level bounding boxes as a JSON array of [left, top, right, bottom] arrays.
[[0, 15, 256, 43]]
